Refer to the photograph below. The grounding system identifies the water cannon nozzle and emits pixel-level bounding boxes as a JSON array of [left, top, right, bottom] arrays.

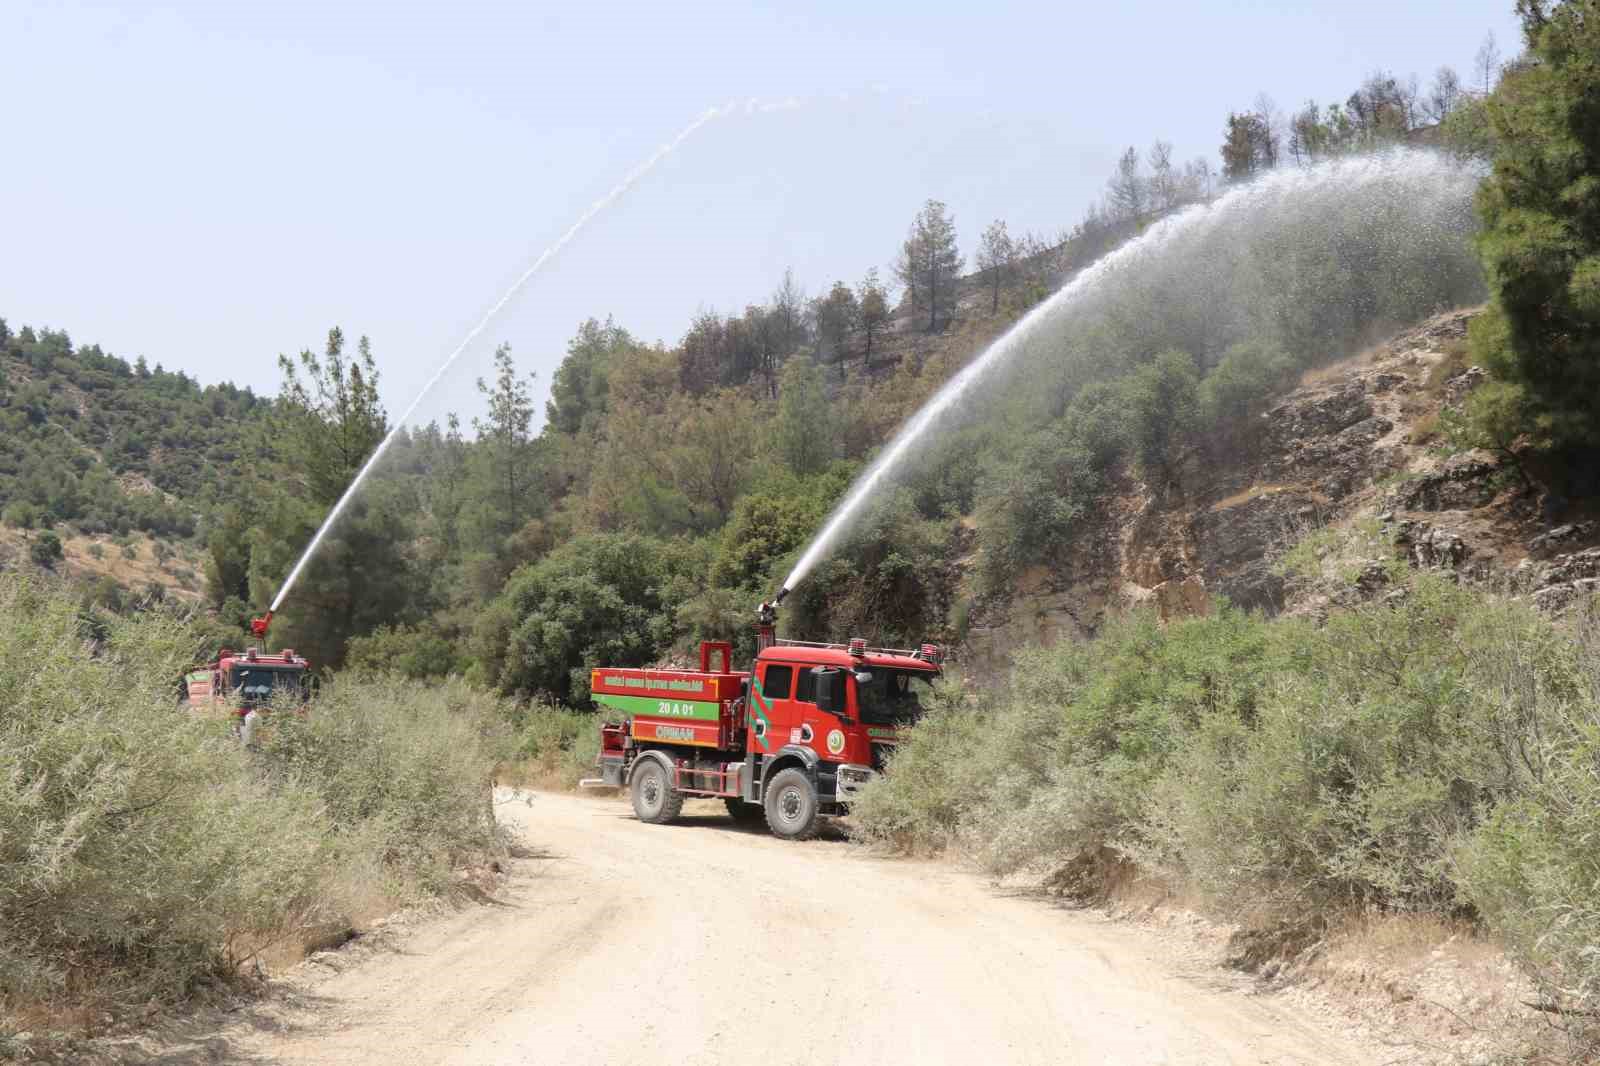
[[250, 611, 273, 640], [774, 586, 789, 606]]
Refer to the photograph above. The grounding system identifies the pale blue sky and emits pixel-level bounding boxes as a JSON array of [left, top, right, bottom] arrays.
[[2, 0, 1519, 426]]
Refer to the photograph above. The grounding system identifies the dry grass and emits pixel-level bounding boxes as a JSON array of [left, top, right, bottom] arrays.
[[1408, 410, 1442, 445], [1424, 337, 1472, 398], [1296, 347, 1376, 389], [499, 704, 603, 792], [1207, 482, 1307, 513], [0, 529, 204, 602], [495, 760, 589, 792], [1300, 912, 1538, 1063]]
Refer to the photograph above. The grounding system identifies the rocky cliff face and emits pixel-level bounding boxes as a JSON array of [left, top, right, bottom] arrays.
[[968, 308, 1600, 665]]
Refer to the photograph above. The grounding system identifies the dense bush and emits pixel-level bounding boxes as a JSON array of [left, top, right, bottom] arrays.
[[345, 622, 466, 680], [857, 573, 1600, 1002], [0, 576, 506, 1013], [28, 530, 62, 568], [257, 673, 511, 890], [1454, 608, 1600, 1006], [1197, 340, 1297, 433], [510, 702, 604, 789], [1144, 580, 1581, 911], [471, 532, 678, 703], [782, 487, 958, 649], [854, 605, 1272, 868], [975, 426, 1099, 593], [0, 577, 327, 1007]]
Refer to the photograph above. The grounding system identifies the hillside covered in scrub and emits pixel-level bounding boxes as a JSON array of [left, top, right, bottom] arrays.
[[0, 58, 1501, 693]]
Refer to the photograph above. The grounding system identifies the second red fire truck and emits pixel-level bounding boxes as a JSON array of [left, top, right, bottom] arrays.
[[585, 597, 942, 840]]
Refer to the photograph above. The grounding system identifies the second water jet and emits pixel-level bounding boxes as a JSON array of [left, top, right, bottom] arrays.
[[780, 149, 1484, 600]]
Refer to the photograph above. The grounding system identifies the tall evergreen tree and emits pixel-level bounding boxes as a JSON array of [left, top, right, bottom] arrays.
[[975, 219, 1017, 313], [1221, 111, 1279, 182], [275, 328, 388, 507], [857, 269, 890, 370], [773, 357, 833, 477], [472, 343, 539, 544], [1106, 148, 1147, 222], [250, 328, 415, 669], [813, 280, 859, 375], [1469, 0, 1600, 457], [895, 199, 963, 333], [546, 317, 631, 434]]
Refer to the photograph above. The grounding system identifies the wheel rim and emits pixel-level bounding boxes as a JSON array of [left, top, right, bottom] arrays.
[[640, 770, 661, 811], [777, 785, 804, 825]]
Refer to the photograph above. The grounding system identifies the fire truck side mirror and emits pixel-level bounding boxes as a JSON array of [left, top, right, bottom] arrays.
[[812, 667, 847, 718]]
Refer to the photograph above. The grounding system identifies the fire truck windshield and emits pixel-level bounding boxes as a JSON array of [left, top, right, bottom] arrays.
[[228, 665, 304, 707], [855, 669, 931, 725]]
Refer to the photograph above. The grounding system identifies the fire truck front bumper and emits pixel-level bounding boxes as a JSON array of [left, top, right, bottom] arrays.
[[833, 763, 876, 803]]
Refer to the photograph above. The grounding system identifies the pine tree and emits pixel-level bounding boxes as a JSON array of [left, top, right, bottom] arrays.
[[1469, 0, 1600, 457], [1220, 111, 1279, 182], [813, 281, 859, 375], [1106, 148, 1147, 222], [275, 328, 388, 507], [975, 219, 1017, 313], [857, 269, 889, 370], [547, 317, 631, 434], [773, 357, 833, 477], [252, 328, 416, 669], [472, 343, 538, 544], [1147, 141, 1178, 213], [895, 199, 963, 333]]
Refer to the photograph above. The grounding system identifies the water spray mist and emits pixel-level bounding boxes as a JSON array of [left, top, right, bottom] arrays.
[[268, 105, 736, 616], [782, 150, 1481, 595]]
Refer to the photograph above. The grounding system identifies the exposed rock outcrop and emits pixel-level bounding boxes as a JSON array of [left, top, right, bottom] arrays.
[[970, 307, 1600, 654], [1401, 453, 1500, 512]]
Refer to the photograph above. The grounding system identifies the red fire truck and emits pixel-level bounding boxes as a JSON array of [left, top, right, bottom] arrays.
[[181, 612, 310, 743], [584, 598, 941, 840]]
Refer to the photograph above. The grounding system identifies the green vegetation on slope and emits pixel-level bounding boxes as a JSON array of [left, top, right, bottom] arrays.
[[0, 322, 267, 539], [0, 46, 1504, 689]]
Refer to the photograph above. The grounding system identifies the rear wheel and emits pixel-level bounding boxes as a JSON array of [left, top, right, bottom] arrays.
[[630, 758, 683, 825], [724, 797, 763, 824], [763, 768, 820, 840]]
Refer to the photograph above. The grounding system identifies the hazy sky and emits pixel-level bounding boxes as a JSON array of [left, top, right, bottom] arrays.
[[3, 0, 1519, 428]]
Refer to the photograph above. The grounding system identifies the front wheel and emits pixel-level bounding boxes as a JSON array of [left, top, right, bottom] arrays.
[[630, 759, 683, 825], [763, 768, 820, 840]]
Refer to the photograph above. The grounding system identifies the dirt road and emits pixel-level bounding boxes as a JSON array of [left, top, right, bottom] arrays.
[[219, 791, 1377, 1066]]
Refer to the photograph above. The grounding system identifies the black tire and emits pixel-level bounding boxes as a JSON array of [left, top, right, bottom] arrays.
[[763, 767, 820, 840], [630, 758, 683, 825], [724, 797, 764, 824]]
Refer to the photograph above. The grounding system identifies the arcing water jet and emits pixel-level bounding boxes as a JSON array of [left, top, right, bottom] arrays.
[[780, 149, 1483, 597], [268, 106, 734, 617]]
